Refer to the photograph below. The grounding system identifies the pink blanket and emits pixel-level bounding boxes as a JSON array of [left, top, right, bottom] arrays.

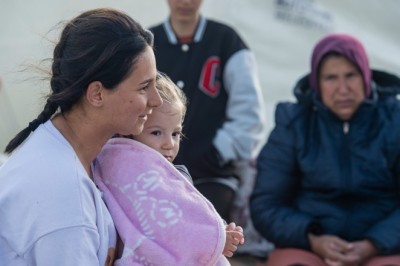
[[93, 138, 229, 266]]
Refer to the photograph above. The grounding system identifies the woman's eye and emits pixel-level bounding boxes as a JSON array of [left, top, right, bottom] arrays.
[[346, 71, 360, 80], [324, 75, 336, 81], [140, 85, 149, 91]]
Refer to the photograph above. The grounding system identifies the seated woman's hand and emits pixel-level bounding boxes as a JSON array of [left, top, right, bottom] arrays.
[[309, 234, 359, 265], [338, 240, 377, 265]]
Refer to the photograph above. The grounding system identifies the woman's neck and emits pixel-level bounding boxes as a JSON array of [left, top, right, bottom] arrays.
[[52, 113, 107, 178]]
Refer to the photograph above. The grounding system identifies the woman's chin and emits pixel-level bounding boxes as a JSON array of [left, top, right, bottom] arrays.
[[130, 124, 145, 136]]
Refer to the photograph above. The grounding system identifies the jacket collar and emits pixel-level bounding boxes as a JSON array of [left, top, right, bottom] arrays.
[[162, 15, 207, 44]]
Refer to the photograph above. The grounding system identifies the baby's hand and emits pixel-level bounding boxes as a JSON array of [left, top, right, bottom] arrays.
[[230, 223, 245, 245], [223, 222, 245, 257]]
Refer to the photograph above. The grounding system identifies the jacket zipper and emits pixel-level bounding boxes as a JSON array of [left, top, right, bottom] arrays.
[[342, 121, 352, 237], [343, 122, 349, 134]]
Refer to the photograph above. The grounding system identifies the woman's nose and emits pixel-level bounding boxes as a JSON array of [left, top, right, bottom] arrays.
[[337, 77, 350, 94], [149, 86, 163, 108]]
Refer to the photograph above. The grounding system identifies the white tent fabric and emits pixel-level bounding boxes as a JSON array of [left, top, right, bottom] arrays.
[[0, 79, 19, 149]]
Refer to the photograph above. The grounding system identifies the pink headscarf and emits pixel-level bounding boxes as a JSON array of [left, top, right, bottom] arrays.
[[309, 33, 371, 97]]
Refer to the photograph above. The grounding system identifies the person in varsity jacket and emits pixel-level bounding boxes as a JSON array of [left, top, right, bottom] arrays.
[[149, 0, 266, 226]]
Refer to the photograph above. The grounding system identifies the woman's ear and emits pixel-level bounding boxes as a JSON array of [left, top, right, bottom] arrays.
[[86, 81, 104, 107]]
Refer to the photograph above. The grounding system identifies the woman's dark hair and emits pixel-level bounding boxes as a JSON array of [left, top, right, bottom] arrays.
[[5, 8, 153, 153]]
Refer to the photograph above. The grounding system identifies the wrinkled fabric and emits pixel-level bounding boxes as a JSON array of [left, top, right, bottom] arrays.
[[93, 138, 229, 266]]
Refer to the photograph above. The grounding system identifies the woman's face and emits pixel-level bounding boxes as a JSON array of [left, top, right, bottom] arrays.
[[104, 46, 162, 136], [319, 55, 366, 121]]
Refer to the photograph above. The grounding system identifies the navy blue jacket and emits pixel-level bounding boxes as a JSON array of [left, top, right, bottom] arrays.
[[250, 70, 400, 255]]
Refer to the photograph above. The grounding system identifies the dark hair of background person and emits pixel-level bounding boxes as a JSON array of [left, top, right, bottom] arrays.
[[5, 8, 154, 154]]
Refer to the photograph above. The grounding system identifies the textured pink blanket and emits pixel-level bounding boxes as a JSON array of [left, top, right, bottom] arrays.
[[93, 138, 229, 266]]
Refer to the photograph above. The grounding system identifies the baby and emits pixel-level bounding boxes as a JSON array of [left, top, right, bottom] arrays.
[[94, 73, 244, 265]]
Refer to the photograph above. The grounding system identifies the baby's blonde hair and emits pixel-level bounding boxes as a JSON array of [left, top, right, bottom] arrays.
[[156, 72, 188, 121]]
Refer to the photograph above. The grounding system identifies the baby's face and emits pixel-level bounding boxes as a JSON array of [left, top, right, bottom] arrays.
[[134, 103, 183, 162]]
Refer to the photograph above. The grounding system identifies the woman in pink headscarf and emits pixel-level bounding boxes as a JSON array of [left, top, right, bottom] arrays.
[[251, 34, 400, 265]]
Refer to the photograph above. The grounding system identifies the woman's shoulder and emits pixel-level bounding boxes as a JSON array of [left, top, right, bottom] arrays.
[[0, 136, 100, 255]]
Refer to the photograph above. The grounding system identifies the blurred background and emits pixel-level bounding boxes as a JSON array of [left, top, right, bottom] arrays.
[[1, 0, 400, 152]]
